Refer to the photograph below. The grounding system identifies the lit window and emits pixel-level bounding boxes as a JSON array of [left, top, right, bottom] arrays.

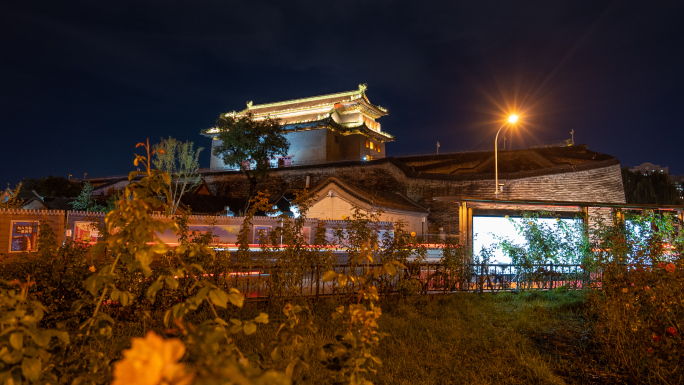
[[370, 142, 374, 150], [377, 144, 381, 152], [366, 140, 370, 148]]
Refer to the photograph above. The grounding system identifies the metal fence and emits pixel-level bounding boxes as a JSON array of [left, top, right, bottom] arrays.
[[214, 262, 600, 300]]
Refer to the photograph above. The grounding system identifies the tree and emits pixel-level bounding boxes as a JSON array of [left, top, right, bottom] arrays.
[[1, 183, 24, 209], [212, 113, 290, 211], [152, 137, 204, 214], [622, 167, 682, 205], [71, 182, 105, 212], [20, 176, 81, 197]]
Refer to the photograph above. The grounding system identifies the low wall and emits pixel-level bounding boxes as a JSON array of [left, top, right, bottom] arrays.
[[0, 209, 65, 255], [0, 209, 394, 256]]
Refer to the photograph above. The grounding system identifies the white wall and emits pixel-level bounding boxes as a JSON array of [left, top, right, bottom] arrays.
[[307, 195, 356, 220], [306, 195, 426, 233]]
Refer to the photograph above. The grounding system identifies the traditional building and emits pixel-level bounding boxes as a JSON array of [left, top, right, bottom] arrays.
[[202, 144, 627, 234], [304, 176, 428, 233], [203, 84, 394, 170], [85, 86, 628, 237]]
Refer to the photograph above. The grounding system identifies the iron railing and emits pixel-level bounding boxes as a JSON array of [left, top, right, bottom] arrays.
[[207, 262, 600, 300]]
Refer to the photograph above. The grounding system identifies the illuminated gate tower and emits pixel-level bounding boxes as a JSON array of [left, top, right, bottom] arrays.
[[204, 84, 394, 170]]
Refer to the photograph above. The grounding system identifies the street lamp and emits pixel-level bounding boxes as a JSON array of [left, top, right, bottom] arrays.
[[494, 115, 518, 198]]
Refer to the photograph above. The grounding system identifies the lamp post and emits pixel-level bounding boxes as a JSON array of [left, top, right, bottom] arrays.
[[495, 115, 518, 199]]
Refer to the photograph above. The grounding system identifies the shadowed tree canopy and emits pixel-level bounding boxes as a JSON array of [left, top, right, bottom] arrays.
[[622, 168, 682, 205], [212, 113, 290, 210], [19, 176, 82, 198]]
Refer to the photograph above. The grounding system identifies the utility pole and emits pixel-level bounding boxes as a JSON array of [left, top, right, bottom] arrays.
[[570, 130, 575, 145], [436, 141, 440, 154]]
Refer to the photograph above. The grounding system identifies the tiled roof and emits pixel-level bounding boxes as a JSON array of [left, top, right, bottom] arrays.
[[310, 176, 428, 213], [277, 112, 329, 125], [246, 93, 358, 116], [179, 193, 245, 216], [398, 145, 618, 177], [278, 117, 394, 141], [21, 195, 76, 210], [200, 145, 618, 183], [17, 189, 42, 200], [43, 197, 76, 211], [226, 85, 387, 121]]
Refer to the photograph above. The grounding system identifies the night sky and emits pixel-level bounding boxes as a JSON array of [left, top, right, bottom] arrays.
[[2, 1, 683, 187]]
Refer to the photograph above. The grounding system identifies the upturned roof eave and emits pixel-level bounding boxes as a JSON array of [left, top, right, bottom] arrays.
[[241, 87, 364, 112], [225, 85, 387, 117], [335, 97, 388, 118], [234, 94, 388, 121], [324, 119, 394, 141]]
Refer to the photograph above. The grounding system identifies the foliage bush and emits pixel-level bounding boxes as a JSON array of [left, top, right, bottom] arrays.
[[0, 141, 410, 385], [586, 211, 684, 384], [3, 141, 684, 384], [494, 209, 684, 383]]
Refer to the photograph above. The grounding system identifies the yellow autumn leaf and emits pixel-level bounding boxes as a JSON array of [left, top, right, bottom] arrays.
[[112, 331, 193, 385]]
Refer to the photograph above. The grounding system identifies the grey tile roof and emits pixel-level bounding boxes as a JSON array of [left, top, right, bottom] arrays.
[[310, 176, 428, 213]]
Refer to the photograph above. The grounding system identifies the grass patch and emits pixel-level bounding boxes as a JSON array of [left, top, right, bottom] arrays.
[[104, 291, 629, 384], [368, 292, 572, 384]]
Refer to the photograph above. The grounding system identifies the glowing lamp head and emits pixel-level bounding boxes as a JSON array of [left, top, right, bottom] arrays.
[[508, 115, 518, 124]]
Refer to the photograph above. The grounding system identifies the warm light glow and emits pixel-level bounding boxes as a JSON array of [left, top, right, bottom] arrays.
[[508, 115, 518, 123]]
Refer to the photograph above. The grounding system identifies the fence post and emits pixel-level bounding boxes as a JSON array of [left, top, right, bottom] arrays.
[[424, 262, 429, 294], [479, 264, 484, 294]]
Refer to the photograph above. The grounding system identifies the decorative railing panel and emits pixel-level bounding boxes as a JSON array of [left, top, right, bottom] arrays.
[[193, 262, 600, 300]]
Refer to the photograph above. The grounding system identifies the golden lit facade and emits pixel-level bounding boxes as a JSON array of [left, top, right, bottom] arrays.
[[204, 84, 394, 170]]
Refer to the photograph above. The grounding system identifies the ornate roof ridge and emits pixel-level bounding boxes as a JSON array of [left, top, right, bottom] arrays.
[[240, 84, 367, 112]]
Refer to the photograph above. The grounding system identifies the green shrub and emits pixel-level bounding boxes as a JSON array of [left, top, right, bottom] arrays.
[[0, 141, 409, 385]]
